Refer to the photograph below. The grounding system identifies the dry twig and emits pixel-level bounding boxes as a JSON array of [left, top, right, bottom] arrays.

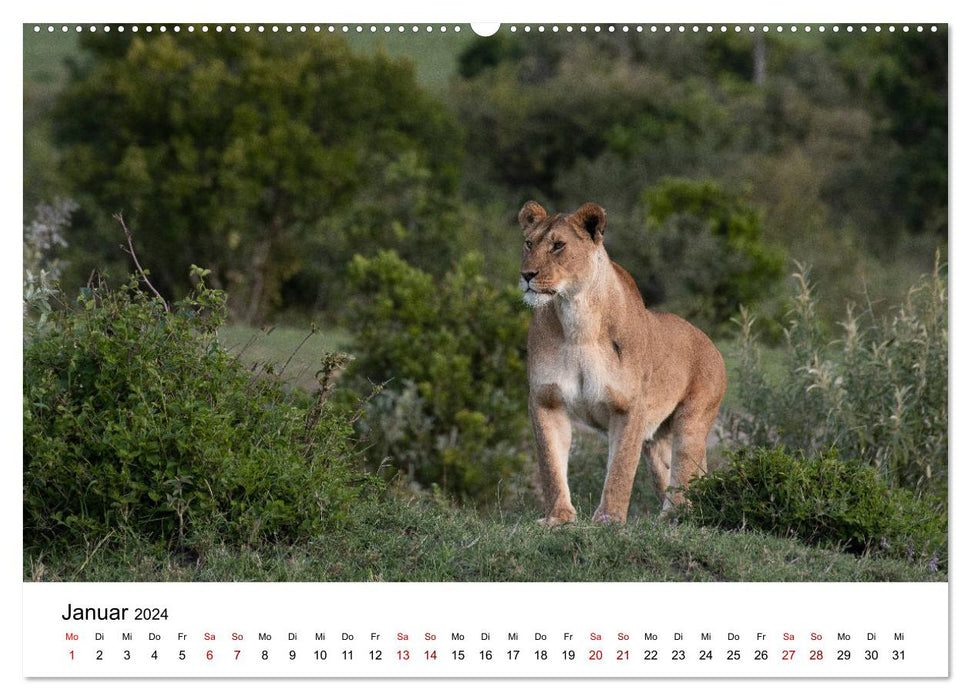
[[114, 212, 170, 312]]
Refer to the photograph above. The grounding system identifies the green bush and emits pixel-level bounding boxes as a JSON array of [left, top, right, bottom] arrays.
[[344, 250, 531, 502], [681, 448, 946, 569], [730, 255, 947, 498], [24, 271, 373, 550], [638, 177, 784, 333]]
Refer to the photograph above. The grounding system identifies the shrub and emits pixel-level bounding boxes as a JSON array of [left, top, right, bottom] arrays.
[[344, 250, 531, 502], [681, 448, 947, 569], [730, 255, 947, 499], [23, 270, 373, 550], [638, 177, 785, 334]]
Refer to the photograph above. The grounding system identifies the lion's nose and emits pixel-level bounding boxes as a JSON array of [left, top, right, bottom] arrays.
[[522, 271, 538, 283]]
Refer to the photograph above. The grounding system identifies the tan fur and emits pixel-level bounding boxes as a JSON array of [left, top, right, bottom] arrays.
[[519, 201, 726, 525]]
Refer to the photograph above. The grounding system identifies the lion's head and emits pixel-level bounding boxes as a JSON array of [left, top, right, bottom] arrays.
[[517, 201, 608, 308]]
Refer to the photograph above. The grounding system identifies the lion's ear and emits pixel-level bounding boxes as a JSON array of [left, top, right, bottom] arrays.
[[518, 201, 548, 231], [573, 203, 606, 243]]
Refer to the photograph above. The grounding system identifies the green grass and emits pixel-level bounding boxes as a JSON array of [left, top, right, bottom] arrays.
[[217, 323, 351, 392], [25, 493, 943, 583]]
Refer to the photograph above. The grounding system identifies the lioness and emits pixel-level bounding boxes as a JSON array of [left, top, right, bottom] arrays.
[[519, 201, 726, 525]]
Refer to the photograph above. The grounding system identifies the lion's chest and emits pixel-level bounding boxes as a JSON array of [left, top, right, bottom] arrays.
[[535, 342, 625, 431]]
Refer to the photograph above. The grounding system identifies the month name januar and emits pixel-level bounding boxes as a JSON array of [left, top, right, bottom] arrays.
[[61, 603, 129, 621]]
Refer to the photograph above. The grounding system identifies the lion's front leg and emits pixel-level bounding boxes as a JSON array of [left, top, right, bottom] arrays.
[[530, 397, 575, 527], [594, 411, 652, 523]]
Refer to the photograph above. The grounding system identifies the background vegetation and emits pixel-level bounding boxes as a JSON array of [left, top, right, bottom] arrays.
[[23, 25, 947, 581]]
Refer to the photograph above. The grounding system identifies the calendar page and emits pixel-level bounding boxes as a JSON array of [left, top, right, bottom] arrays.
[[19, 3, 954, 692]]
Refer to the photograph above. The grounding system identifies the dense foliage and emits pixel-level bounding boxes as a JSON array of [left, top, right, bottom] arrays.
[[452, 30, 947, 326], [24, 272, 372, 550], [53, 32, 463, 321], [681, 448, 946, 570], [344, 251, 531, 502]]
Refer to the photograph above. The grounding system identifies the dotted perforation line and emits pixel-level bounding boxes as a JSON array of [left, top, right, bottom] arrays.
[[32, 23, 940, 35], [31, 24, 467, 34]]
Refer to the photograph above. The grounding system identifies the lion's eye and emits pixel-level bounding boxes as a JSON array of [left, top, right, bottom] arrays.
[[524, 240, 533, 250], [552, 241, 565, 252]]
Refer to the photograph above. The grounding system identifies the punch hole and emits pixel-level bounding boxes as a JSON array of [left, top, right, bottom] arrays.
[[472, 23, 500, 37]]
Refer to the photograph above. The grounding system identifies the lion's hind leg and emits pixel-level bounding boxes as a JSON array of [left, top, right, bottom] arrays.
[[664, 401, 719, 512], [642, 418, 674, 508]]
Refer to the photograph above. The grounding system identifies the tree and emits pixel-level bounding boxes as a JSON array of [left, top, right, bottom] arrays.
[[54, 32, 463, 320]]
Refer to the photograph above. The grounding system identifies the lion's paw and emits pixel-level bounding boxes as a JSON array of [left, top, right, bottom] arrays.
[[537, 510, 576, 527], [592, 507, 626, 524]]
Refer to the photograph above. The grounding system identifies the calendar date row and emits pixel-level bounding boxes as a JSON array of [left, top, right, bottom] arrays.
[[67, 646, 908, 663]]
